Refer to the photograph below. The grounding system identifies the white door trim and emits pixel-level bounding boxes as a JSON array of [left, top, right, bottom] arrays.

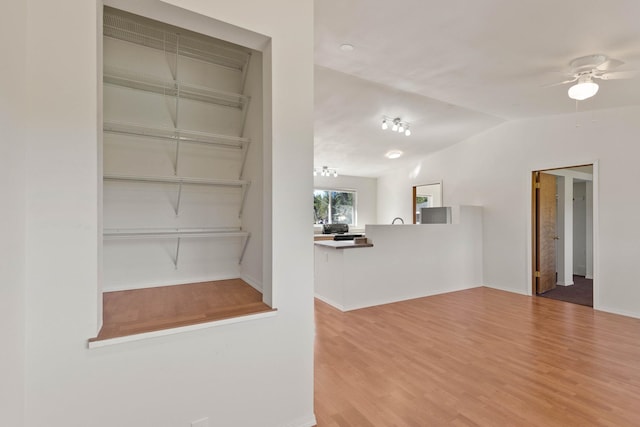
[[525, 160, 599, 309]]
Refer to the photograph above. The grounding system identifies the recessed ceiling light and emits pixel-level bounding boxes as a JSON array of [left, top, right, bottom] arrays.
[[385, 150, 403, 159], [340, 43, 354, 52]]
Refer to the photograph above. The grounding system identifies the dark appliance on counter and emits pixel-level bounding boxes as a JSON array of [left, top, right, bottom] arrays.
[[322, 224, 362, 241], [322, 224, 349, 234], [333, 234, 363, 241]]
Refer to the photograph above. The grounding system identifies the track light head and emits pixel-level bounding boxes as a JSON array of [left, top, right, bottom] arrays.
[[314, 166, 338, 178], [381, 117, 412, 136]]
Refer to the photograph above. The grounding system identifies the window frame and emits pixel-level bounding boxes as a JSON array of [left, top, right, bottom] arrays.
[[313, 187, 357, 226]]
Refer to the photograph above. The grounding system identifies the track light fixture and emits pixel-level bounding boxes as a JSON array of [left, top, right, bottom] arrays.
[[381, 116, 411, 136], [314, 166, 338, 177]]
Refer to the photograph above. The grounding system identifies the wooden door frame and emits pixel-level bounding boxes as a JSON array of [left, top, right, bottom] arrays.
[[528, 161, 599, 307], [412, 186, 417, 224]]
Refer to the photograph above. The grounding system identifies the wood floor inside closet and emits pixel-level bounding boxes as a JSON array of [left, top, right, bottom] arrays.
[[314, 287, 640, 426], [91, 279, 272, 342]]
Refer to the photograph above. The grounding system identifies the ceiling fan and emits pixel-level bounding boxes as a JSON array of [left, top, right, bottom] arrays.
[[549, 54, 636, 100]]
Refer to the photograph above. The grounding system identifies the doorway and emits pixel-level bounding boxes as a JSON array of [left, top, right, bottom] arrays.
[[532, 164, 594, 307], [412, 182, 442, 224]]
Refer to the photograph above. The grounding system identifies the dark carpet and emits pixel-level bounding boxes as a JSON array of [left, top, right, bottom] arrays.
[[538, 275, 593, 307]]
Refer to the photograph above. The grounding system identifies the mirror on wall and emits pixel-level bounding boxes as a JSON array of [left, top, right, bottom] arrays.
[[413, 182, 443, 224]]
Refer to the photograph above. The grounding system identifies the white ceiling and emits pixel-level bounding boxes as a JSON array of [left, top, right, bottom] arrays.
[[314, 0, 640, 177]]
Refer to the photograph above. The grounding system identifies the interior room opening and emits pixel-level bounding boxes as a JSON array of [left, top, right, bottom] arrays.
[[532, 164, 594, 307]]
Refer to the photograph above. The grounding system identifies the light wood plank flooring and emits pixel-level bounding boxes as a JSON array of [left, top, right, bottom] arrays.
[[91, 279, 273, 341], [314, 287, 640, 426]]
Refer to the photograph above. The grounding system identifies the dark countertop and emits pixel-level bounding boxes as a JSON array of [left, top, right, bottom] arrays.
[[314, 240, 373, 249]]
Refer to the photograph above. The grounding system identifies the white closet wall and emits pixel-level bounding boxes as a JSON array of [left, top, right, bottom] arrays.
[[102, 8, 263, 292]]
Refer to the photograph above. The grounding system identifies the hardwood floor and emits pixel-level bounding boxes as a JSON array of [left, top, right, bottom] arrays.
[[91, 278, 273, 341], [314, 287, 640, 426]]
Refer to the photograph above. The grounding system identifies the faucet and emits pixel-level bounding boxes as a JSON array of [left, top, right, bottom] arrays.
[[391, 217, 404, 224]]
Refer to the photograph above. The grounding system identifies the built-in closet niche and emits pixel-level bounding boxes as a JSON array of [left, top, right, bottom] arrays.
[[101, 7, 263, 293]]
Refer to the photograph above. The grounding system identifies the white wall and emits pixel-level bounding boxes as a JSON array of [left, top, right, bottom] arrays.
[[21, 1, 314, 427], [586, 180, 594, 279], [0, 0, 27, 425], [240, 50, 265, 291], [378, 174, 445, 225], [314, 174, 377, 231], [555, 176, 574, 286], [378, 106, 640, 318], [573, 181, 587, 276]]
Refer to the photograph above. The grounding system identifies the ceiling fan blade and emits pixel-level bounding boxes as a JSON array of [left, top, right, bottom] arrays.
[[598, 70, 637, 80], [542, 76, 578, 87], [597, 58, 624, 71]]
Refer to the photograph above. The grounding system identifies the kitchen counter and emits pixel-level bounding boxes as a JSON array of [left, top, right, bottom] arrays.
[[314, 240, 373, 249], [313, 234, 335, 241], [314, 205, 483, 312]]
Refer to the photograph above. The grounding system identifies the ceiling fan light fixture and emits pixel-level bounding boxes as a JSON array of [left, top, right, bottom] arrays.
[[381, 119, 388, 130], [568, 79, 599, 101]]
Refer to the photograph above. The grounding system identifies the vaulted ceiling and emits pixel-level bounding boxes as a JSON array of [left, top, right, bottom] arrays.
[[314, 0, 640, 177]]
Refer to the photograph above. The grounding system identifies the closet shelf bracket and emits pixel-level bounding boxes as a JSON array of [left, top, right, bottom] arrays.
[[239, 182, 251, 218], [239, 232, 251, 265]]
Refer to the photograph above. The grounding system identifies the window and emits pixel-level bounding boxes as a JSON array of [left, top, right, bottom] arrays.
[[313, 189, 356, 225]]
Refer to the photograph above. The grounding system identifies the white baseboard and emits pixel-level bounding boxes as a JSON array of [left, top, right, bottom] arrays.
[[555, 281, 574, 287], [596, 305, 640, 320], [341, 284, 481, 312], [103, 274, 241, 292], [282, 414, 317, 427], [314, 294, 346, 311], [483, 283, 530, 296]]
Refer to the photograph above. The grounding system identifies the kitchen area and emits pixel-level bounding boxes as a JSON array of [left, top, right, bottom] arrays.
[[313, 173, 483, 311], [314, 205, 483, 311]]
